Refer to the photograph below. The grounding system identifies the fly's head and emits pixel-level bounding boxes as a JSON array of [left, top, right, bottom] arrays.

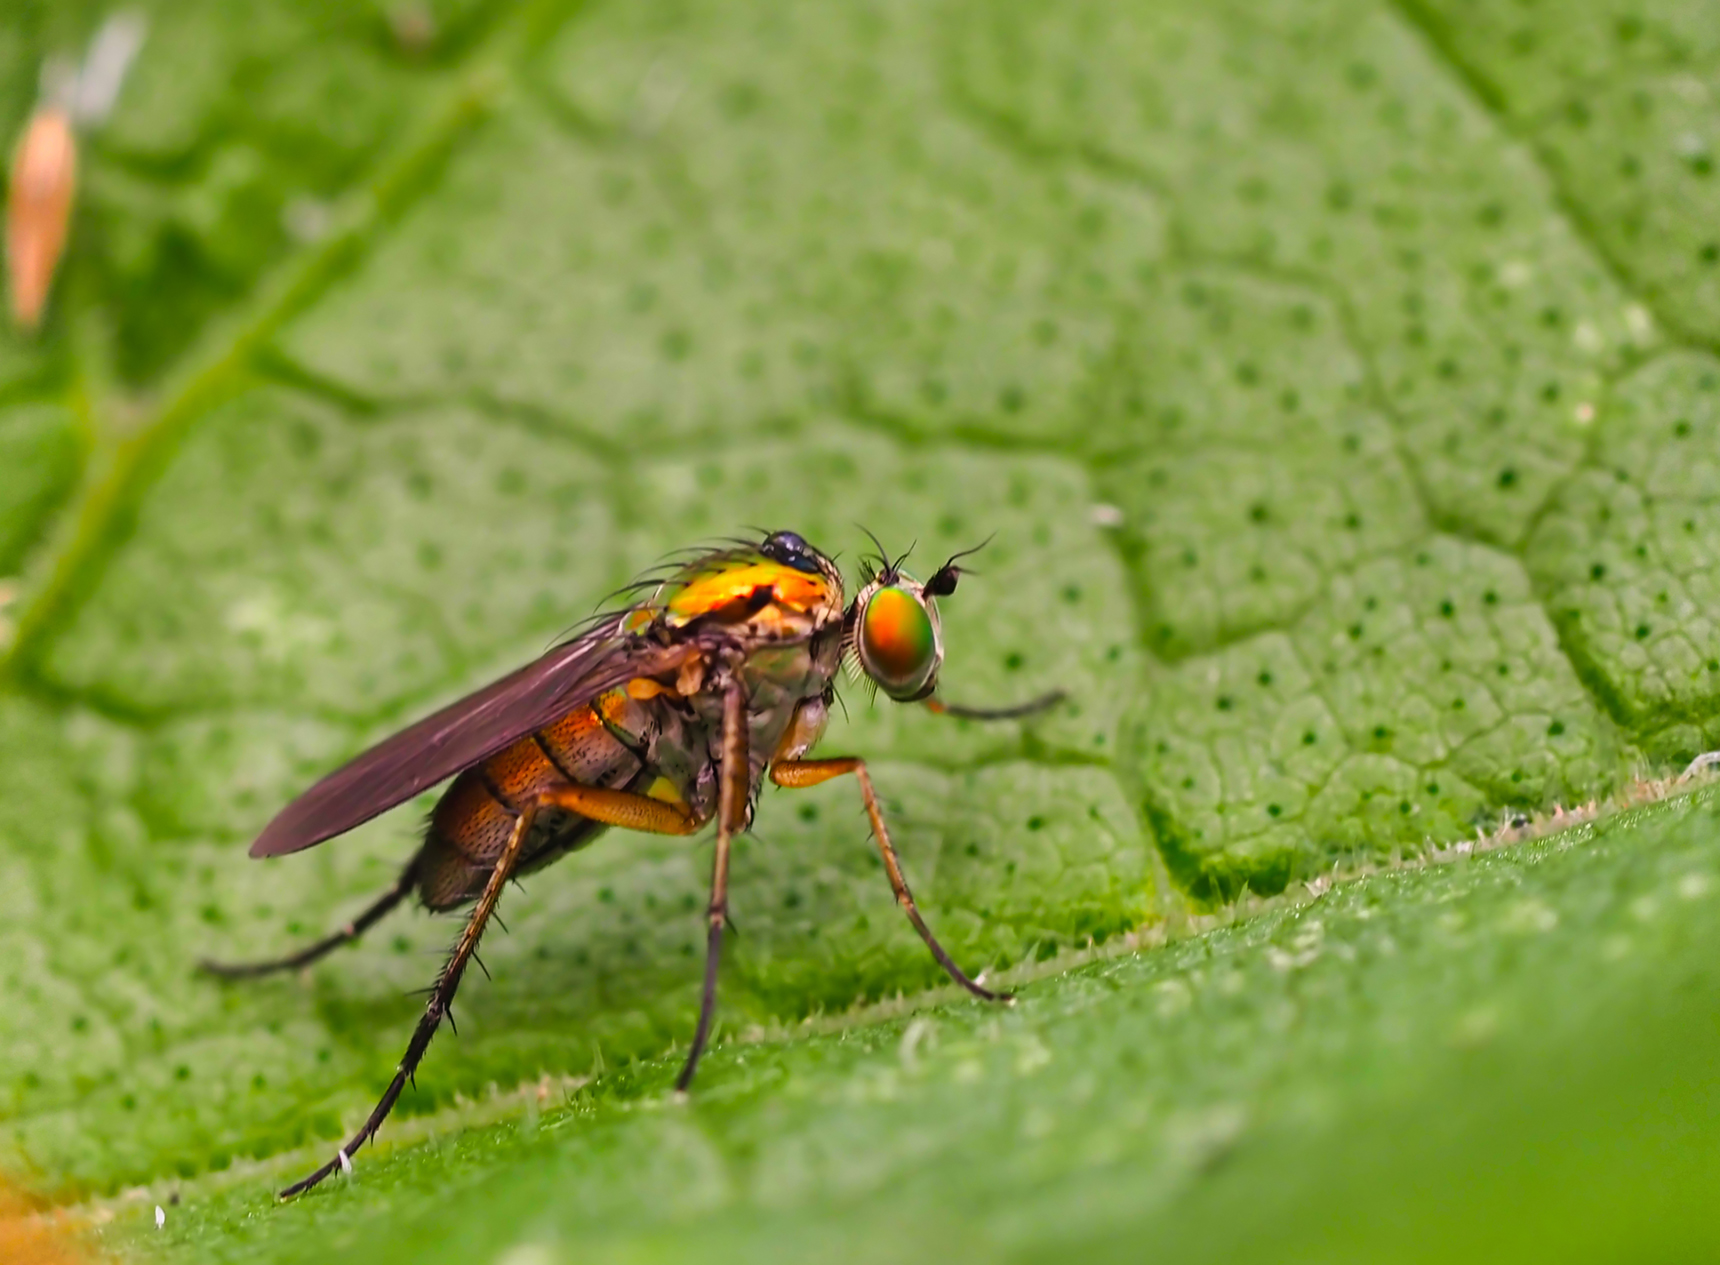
[[845, 535, 981, 702]]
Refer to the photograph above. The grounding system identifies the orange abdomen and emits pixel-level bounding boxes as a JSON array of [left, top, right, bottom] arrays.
[[415, 698, 642, 909]]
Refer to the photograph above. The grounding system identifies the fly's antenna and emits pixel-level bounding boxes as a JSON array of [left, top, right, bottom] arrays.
[[855, 523, 919, 581], [856, 524, 893, 579], [940, 534, 995, 572], [925, 534, 994, 598]]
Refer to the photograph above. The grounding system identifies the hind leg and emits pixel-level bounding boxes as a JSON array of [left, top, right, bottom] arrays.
[[199, 857, 420, 979], [279, 781, 700, 1198]]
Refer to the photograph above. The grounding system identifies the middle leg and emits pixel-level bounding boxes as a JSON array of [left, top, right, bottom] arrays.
[[675, 678, 751, 1092]]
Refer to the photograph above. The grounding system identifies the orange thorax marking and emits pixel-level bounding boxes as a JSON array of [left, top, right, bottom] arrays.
[[666, 561, 831, 624]]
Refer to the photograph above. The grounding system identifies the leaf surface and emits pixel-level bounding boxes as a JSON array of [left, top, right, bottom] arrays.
[[0, 0, 1714, 1259]]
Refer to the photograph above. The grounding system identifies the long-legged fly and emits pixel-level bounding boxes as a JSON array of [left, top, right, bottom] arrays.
[[203, 529, 1061, 1198]]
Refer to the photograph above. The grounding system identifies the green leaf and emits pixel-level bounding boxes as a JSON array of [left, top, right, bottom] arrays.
[[126, 789, 1720, 1263], [0, 0, 1714, 1258]]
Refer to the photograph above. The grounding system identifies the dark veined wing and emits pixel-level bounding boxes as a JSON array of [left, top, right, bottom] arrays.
[[250, 632, 694, 858]]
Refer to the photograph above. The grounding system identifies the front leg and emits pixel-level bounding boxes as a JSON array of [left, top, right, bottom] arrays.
[[924, 690, 1065, 721], [770, 756, 1008, 1003]]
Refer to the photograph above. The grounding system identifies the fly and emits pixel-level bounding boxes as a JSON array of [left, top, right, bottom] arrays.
[[202, 529, 1062, 1198]]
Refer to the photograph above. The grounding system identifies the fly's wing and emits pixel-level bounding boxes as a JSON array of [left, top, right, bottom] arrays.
[[249, 633, 694, 858]]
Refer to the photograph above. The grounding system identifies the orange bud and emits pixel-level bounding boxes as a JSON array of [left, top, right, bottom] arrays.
[[7, 107, 77, 332]]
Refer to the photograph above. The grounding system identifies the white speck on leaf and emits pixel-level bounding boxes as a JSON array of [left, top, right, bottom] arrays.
[[917, 237, 954, 271], [1501, 899, 1558, 934], [899, 1018, 932, 1070], [154, 1205, 165, 1230], [1014, 1035, 1052, 1075], [1499, 259, 1532, 288], [1021, 1106, 1055, 1139], [71, 12, 147, 127], [225, 592, 333, 662], [1152, 978, 1191, 1017], [1089, 503, 1124, 528], [1624, 303, 1655, 342], [494, 1246, 559, 1265], [1450, 1006, 1499, 1048], [283, 197, 333, 244], [1166, 1103, 1247, 1169], [633, 59, 685, 136], [1669, 74, 1709, 104]]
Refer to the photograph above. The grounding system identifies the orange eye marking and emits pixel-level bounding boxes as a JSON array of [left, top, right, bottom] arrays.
[[667, 562, 828, 621], [863, 587, 935, 681]]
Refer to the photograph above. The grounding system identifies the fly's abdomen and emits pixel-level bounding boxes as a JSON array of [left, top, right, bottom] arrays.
[[417, 695, 643, 910]]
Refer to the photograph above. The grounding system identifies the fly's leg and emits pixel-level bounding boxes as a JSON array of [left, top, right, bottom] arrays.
[[198, 859, 420, 979], [924, 690, 1065, 722], [280, 783, 699, 1200], [676, 679, 750, 1092], [278, 808, 532, 1200], [1679, 751, 1720, 781], [770, 756, 1008, 1003]]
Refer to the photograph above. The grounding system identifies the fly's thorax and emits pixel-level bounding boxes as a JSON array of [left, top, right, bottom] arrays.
[[595, 683, 703, 818], [677, 637, 833, 794], [571, 533, 853, 825], [605, 633, 845, 829], [738, 638, 837, 772], [658, 533, 846, 644]]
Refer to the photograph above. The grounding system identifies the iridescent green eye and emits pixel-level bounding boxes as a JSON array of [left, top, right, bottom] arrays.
[[860, 585, 940, 698]]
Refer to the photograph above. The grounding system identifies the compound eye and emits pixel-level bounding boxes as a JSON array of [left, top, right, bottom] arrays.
[[860, 586, 938, 696]]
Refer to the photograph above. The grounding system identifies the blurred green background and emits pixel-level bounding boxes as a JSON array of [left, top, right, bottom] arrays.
[[1, 0, 1719, 1260]]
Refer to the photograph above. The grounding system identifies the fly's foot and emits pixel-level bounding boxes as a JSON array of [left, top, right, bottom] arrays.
[[1679, 751, 1720, 782]]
